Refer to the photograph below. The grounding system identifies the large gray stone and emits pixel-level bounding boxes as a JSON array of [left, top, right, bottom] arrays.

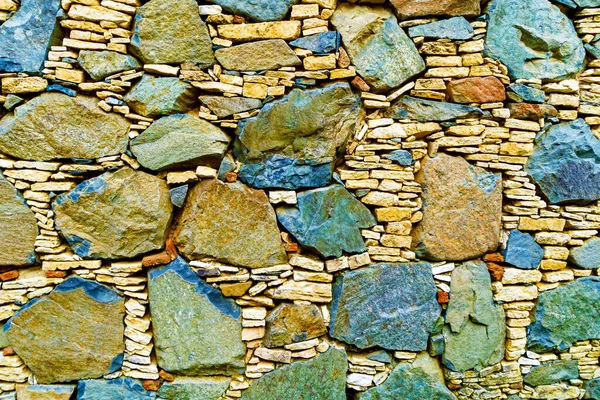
[[124, 75, 197, 118], [384, 96, 489, 122], [209, 0, 298, 22], [78, 50, 141, 81], [215, 39, 301, 71], [77, 378, 155, 400], [569, 237, 600, 269]]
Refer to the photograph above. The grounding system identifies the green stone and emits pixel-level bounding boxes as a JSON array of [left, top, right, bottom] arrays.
[[215, 39, 301, 71], [524, 360, 579, 386], [124, 75, 197, 118], [263, 303, 327, 348], [157, 377, 231, 400], [200, 96, 263, 119], [77, 50, 141, 81]]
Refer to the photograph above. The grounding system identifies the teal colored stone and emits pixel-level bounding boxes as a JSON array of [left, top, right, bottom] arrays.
[[240, 348, 347, 400], [569, 237, 600, 269], [157, 377, 231, 400], [276, 184, 376, 257], [524, 360, 579, 386], [77, 50, 141, 81], [503, 230, 544, 270], [507, 83, 546, 104], [408, 17, 474, 40], [329, 263, 441, 351], [585, 378, 600, 399], [586, 43, 600, 59], [384, 96, 489, 122], [528, 277, 600, 352], [485, 0, 585, 81], [575, 0, 600, 5], [367, 351, 392, 364], [124, 75, 197, 118], [148, 257, 246, 376], [77, 378, 155, 400], [210, 0, 298, 22]]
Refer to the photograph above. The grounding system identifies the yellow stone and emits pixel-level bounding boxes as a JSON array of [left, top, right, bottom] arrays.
[[1, 77, 48, 94], [218, 21, 301, 42]]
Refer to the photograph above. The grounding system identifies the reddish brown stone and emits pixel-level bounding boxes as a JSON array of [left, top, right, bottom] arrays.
[[3, 347, 15, 356], [447, 383, 462, 391], [487, 262, 505, 282], [285, 243, 299, 252], [142, 252, 171, 267], [165, 238, 178, 260], [45, 271, 66, 278], [508, 103, 557, 120], [159, 370, 175, 382], [0, 270, 18, 281], [484, 253, 504, 263], [437, 291, 449, 304], [225, 172, 238, 182], [233, 15, 246, 24], [391, 0, 480, 19], [351, 75, 370, 92], [143, 380, 160, 391], [446, 76, 506, 104], [337, 47, 351, 69]]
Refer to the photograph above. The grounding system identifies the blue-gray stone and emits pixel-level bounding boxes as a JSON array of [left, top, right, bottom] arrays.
[[525, 119, 600, 204], [239, 156, 332, 190], [485, 0, 585, 81], [276, 184, 376, 258], [170, 185, 188, 208], [569, 237, 600, 269], [46, 84, 77, 97], [585, 378, 600, 400], [77, 50, 141, 81], [329, 263, 441, 351], [218, 153, 236, 181], [524, 360, 579, 386], [408, 17, 474, 40], [384, 150, 414, 166], [503, 230, 544, 270], [77, 378, 156, 400], [528, 277, 600, 352], [507, 83, 546, 104], [367, 351, 392, 364], [585, 43, 600, 59], [289, 31, 340, 55], [124, 75, 197, 118], [553, 0, 577, 7], [574, 0, 600, 5], [0, 0, 62, 73], [209, 0, 298, 22], [384, 96, 490, 122]]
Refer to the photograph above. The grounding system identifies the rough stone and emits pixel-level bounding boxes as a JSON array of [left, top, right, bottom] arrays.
[[170, 185, 189, 208], [171, 179, 287, 269], [385, 96, 490, 122], [390, 0, 480, 19], [331, 4, 425, 93], [503, 230, 545, 270], [408, 17, 474, 40], [157, 377, 231, 400], [77, 378, 155, 400], [507, 83, 546, 104], [411, 154, 503, 261], [585, 378, 600, 400], [15, 385, 75, 400], [239, 155, 333, 190], [508, 103, 557, 120], [209, 0, 298, 22], [215, 39, 301, 72], [77, 50, 141, 81], [53, 168, 173, 260], [329, 263, 441, 351], [446, 76, 506, 104], [263, 303, 327, 348], [384, 150, 414, 166], [124, 75, 197, 118], [200, 96, 263, 119], [290, 31, 340, 55], [0, 93, 129, 161], [5, 277, 124, 383], [569, 237, 600, 269], [524, 360, 579, 386]]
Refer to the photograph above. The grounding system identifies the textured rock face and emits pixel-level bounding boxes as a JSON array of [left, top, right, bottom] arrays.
[[331, 4, 425, 93], [5, 277, 125, 383], [77, 378, 156, 400], [53, 168, 173, 260], [569, 238, 600, 269], [124, 75, 197, 118], [0, 173, 37, 266], [239, 155, 334, 189], [148, 258, 246, 376], [508, 103, 557, 120], [446, 77, 506, 104], [443, 262, 506, 372], [0, 0, 62, 73], [263, 303, 327, 348], [0, 93, 130, 161], [525, 119, 600, 204], [290, 31, 340, 55], [503, 230, 545, 270], [585, 378, 600, 400], [77, 51, 141, 81], [411, 154, 503, 261], [276, 184, 376, 258], [528, 277, 600, 352], [171, 179, 287, 268], [209, 0, 298, 22], [131, 114, 231, 171], [390, 0, 480, 19], [408, 17, 474, 40], [329, 263, 441, 351], [215, 39, 301, 71], [157, 377, 231, 400], [200, 96, 263, 118], [385, 96, 489, 122], [507, 83, 546, 104], [485, 0, 585, 81], [524, 360, 579, 386], [240, 348, 347, 400], [16, 385, 75, 400], [130, 0, 214, 66]]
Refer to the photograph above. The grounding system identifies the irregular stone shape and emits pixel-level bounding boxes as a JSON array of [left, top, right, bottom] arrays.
[[5, 277, 124, 383], [148, 257, 245, 375], [508, 103, 557, 120], [408, 17, 474, 40], [446, 76, 506, 104], [384, 150, 414, 166], [131, 114, 230, 171], [171, 179, 286, 269], [77, 378, 155, 400], [263, 303, 327, 348], [15, 385, 75, 400], [524, 360, 579, 386], [485, 0, 585, 81], [443, 262, 506, 372], [276, 184, 376, 258], [157, 377, 231, 400], [239, 155, 333, 190], [329, 263, 441, 351], [215, 39, 301, 71], [585, 378, 600, 400], [77, 50, 141, 81], [507, 83, 546, 103], [411, 154, 502, 261], [0, 0, 62, 73], [124, 75, 197, 118], [130, 0, 214, 66], [241, 348, 347, 400], [525, 119, 600, 204], [569, 237, 600, 269], [359, 364, 456, 400], [384, 96, 490, 122], [170, 185, 189, 208], [528, 277, 600, 352], [200, 96, 263, 118], [331, 4, 425, 93], [576, 0, 600, 5], [503, 230, 544, 270], [53, 168, 173, 260], [0, 173, 37, 266], [290, 31, 340, 55], [236, 82, 362, 190], [0, 93, 129, 161], [209, 0, 298, 22], [390, 0, 480, 19]]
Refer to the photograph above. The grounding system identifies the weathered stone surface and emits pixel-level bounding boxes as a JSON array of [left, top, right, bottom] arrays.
[[331, 4, 424, 93], [5, 277, 124, 383], [443, 262, 506, 372], [411, 154, 502, 261], [263, 303, 327, 348], [77, 50, 141, 81], [290, 31, 340, 55], [329, 263, 441, 351], [385, 96, 490, 122], [585, 378, 600, 400], [124, 75, 197, 118], [131, 114, 230, 171], [391, 0, 480, 19], [0, 93, 129, 161], [241, 348, 347, 400], [53, 168, 173, 260], [503, 230, 544, 270], [507, 83, 546, 103], [200, 96, 263, 119], [508, 103, 557, 120], [16, 385, 75, 400], [525, 119, 600, 204], [239, 155, 333, 190], [209, 0, 298, 22], [569, 237, 600, 269], [157, 377, 231, 400], [77, 378, 155, 400], [485, 0, 585, 81], [149, 257, 245, 376], [0, 173, 37, 267], [446, 76, 506, 104], [0, 0, 62, 73], [408, 17, 474, 40], [130, 0, 214, 66], [215, 39, 301, 71], [277, 184, 376, 258], [528, 277, 600, 351], [384, 150, 415, 166], [524, 360, 579, 386], [171, 179, 287, 268]]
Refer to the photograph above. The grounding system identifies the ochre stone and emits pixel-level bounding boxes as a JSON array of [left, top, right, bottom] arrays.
[[390, 0, 480, 19], [446, 77, 506, 104]]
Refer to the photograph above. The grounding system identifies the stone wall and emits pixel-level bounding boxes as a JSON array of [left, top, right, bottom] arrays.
[[0, 0, 599, 399]]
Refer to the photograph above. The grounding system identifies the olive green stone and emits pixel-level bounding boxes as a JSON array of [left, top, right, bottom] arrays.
[[77, 50, 141, 81], [157, 377, 231, 400], [215, 39, 301, 71], [524, 360, 579, 386], [124, 75, 197, 118], [263, 303, 327, 348]]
